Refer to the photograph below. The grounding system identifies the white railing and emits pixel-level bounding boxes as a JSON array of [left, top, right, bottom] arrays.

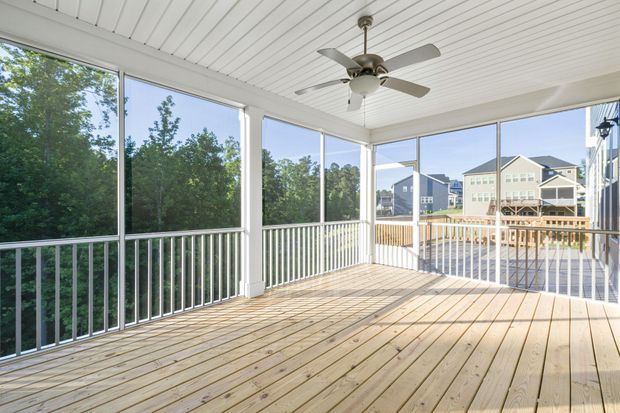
[[419, 222, 500, 282], [419, 222, 620, 304], [374, 220, 416, 269], [262, 221, 361, 289], [0, 227, 242, 360]]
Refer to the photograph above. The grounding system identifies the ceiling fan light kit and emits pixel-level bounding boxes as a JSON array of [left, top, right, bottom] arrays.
[[350, 75, 381, 96], [294, 15, 441, 111]]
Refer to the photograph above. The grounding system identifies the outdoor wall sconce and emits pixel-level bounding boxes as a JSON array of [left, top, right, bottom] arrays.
[[596, 116, 619, 139]]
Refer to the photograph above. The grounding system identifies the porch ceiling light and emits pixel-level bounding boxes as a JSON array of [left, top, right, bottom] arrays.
[[349, 74, 381, 97], [596, 116, 619, 139]]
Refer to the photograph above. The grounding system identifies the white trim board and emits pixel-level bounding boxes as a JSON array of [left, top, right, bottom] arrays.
[[0, 0, 369, 144], [370, 71, 620, 144]]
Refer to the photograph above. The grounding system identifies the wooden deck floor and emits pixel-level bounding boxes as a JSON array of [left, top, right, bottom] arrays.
[[1, 264, 620, 412]]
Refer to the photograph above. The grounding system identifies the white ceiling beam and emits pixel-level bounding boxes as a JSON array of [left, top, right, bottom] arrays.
[[370, 70, 620, 143], [0, 0, 370, 143]]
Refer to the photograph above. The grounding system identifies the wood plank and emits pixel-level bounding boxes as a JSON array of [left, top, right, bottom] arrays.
[[432, 290, 531, 412], [502, 293, 554, 413], [0, 266, 414, 411], [281, 282, 496, 412], [456, 292, 541, 412], [125, 277, 464, 412], [538, 295, 571, 413], [355, 286, 507, 412], [394, 289, 515, 413], [0, 263, 371, 379], [53, 268, 432, 412], [588, 301, 620, 413], [0, 264, 616, 413], [193, 277, 471, 412], [570, 298, 604, 413]]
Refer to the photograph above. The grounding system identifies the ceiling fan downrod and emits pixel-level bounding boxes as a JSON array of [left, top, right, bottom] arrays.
[[358, 15, 373, 55]]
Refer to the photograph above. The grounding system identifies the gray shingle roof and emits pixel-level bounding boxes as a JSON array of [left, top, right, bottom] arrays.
[[463, 155, 576, 175], [428, 174, 450, 184]]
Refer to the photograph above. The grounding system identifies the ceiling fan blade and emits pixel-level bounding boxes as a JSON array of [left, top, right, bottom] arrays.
[[381, 44, 440, 72], [295, 79, 349, 96], [381, 77, 430, 98], [318, 48, 362, 71], [347, 92, 362, 112]]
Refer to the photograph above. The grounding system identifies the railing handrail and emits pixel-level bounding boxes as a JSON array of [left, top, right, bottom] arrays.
[[263, 220, 361, 230], [420, 222, 503, 230], [376, 220, 414, 226], [0, 227, 244, 250], [125, 227, 242, 240], [508, 225, 620, 236], [0, 235, 119, 250]]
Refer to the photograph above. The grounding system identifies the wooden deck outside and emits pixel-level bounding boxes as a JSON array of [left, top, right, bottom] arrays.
[[1, 264, 620, 412]]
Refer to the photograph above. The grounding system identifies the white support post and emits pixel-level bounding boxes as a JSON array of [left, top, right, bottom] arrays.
[[495, 121, 502, 284], [360, 144, 375, 264], [117, 70, 126, 329], [241, 106, 265, 297], [412, 138, 421, 271], [319, 132, 326, 274]]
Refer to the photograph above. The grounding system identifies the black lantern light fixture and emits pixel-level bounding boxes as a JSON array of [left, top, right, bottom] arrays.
[[596, 116, 619, 139]]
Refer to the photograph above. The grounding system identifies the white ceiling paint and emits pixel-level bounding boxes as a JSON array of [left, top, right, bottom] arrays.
[[3, 0, 620, 141], [0, 0, 369, 142]]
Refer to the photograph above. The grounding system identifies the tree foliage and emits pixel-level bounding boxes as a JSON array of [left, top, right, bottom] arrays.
[[0, 42, 359, 356]]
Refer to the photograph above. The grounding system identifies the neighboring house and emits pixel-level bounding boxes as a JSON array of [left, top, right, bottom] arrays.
[[449, 179, 463, 208], [392, 173, 449, 215], [463, 155, 583, 216]]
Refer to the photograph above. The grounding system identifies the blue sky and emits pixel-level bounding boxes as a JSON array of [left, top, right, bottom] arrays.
[[376, 108, 587, 191], [124, 77, 240, 147], [262, 117, 360, 167]]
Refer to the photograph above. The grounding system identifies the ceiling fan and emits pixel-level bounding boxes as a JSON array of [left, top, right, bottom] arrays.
[[295, 15, 440, 111]]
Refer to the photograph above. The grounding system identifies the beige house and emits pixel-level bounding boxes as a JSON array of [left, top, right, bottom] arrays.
[[463, 155, 583, 216]]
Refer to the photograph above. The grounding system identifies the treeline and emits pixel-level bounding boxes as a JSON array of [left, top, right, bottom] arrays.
[[0, 43, 359, 355]]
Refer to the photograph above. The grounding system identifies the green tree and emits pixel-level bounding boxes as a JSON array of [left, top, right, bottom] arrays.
[[325, 163, 360, 221], [0, 43, 118, 354]]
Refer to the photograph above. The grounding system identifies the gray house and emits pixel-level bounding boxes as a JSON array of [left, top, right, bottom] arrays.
[[392, 173, 450, 215]]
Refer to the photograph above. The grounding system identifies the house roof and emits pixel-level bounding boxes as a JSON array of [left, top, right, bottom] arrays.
[[538, 174, 581, 188], [428, 174, 450, 184], [464, 155, 577, 175], [392, 173, 450, 187]]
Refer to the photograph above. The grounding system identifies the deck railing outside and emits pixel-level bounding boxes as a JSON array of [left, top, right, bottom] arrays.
[[0, 227, 242, 360], [375, 219, 619, 304], [262, 221, 361, 289], [419, 222, 619, 303]]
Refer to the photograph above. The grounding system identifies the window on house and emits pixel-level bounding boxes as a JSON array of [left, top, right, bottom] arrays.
[[557, 187, 574, 199], [482, 176, 488, 184], [520, 173, 527, 182], [489, 176, 495, 184], [528, 172, 535, 181], [528, 190, 535, 200], [403, 186, 408, 192], [506, 174, 512, 183], [541, 188, 556, 199]]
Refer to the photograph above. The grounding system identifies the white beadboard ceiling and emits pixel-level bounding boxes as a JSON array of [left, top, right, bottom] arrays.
[[30, 0, 620, 130]]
